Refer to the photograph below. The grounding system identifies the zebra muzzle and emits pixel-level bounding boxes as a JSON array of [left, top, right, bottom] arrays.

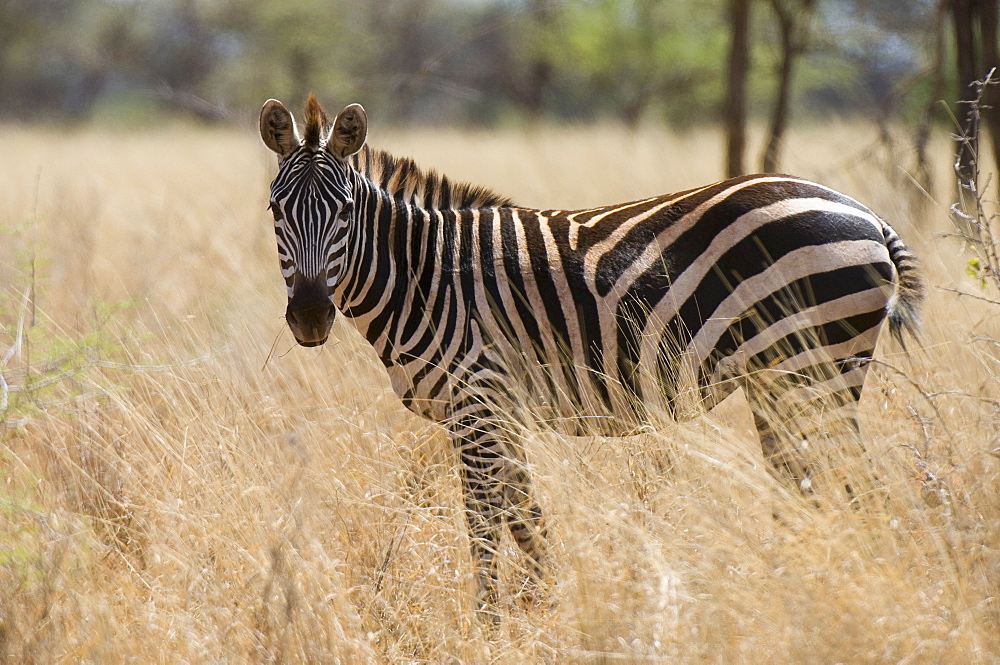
[[285, 281, 335, 347]]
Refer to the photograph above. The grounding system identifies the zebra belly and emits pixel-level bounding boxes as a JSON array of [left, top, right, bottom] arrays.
[[385, 353, 652, 436]]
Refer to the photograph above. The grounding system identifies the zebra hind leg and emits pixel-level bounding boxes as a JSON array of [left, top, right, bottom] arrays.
[[748, 356, 883, 509], [751, 407, 816, 498], [802, 356, 885, 510]]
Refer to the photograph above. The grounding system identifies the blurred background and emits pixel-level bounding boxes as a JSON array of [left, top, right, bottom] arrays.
[[0, 0, 956, 127], [5, 0, 990, 186]]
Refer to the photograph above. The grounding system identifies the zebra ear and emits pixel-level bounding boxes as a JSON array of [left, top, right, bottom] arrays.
[[260, 99, 300, 157], [328, 104, 367, 158]]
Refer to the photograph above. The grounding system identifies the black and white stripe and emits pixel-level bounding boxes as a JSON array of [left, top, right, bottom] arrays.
[[260, 97, 924, 616]]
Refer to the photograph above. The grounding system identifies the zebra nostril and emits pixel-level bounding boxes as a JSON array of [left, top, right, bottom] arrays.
[[285, 282, 335, 345], [285, 304, 334, 346]]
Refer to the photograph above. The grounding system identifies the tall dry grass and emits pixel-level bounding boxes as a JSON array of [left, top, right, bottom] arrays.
[[0, 120, 996, 663]]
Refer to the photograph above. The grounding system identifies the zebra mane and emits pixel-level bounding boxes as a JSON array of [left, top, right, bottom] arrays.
[[351, 145, 515, 210]]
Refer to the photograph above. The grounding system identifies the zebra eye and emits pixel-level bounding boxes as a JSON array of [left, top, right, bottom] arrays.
[[268, 201, 283, 222]]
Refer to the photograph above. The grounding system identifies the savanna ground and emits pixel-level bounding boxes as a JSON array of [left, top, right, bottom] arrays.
[[0, 118, 997, 664]]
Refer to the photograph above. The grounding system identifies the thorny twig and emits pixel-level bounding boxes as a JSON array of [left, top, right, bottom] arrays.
[[0, 287, 34, 426], [951, 68, 1000, 290], [869, 358, 956, 460], [936, 285, 1000, 307], [946, 71, 1000, 463]]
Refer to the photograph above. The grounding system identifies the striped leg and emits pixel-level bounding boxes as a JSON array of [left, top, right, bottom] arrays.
[[750, 407, 815, 495], [748, 352, 880, 507], [451, 412, 504, 619], [496, 439, 548, 601], [448, 400, 547, 619]]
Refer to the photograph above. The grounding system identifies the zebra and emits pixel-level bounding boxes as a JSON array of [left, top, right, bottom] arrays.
[[258, 95, 924, 616]]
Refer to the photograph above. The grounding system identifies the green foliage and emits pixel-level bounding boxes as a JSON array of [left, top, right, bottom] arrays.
[[0, 0, 947, 126], [551, 0, 726, 124], [208, 0, 373, 109], [0, 451, 51, 580], [0, 221, 138, 430], [0, 303, 133, 428], [966, 257, 988, 289]]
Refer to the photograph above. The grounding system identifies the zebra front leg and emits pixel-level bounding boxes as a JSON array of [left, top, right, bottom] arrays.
[[495, 437, 548, 603], [458, 455, 504, 620], [449, 409, 548, 619]]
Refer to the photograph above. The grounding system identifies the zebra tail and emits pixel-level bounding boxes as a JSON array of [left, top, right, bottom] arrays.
[[881, 220, 925, 347]]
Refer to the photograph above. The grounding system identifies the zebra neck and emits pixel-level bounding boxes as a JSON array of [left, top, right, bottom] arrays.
[[332, 176, 413, 360], [335, 173, 477, 367]]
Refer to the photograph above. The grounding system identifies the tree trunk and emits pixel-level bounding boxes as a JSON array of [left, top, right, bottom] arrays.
[[761, 5, 794, 173], [523, 0, 555, 114], [915, 0, 949, 197], [760, 0, 813, 174], [952, 0, 981, 208], [979, 0, 1000, 192], [724, 0, 751, 178]]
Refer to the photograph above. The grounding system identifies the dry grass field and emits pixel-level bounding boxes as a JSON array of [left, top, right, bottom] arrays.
[[0, 119, 997, 663]]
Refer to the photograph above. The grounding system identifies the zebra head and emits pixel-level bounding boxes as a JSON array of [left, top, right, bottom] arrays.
[[259, 95, 368, 347]]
